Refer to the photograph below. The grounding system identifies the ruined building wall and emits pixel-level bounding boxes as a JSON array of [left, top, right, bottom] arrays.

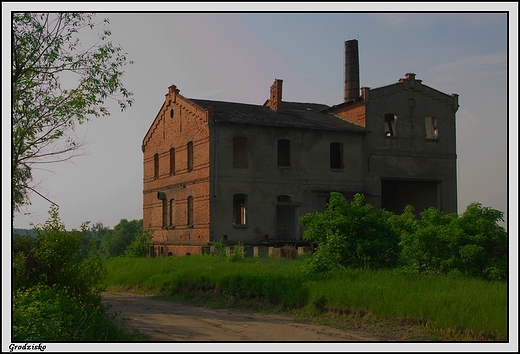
[[142, 86, 211, 256]]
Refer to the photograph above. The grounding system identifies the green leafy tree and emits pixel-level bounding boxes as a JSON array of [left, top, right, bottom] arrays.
[[124, 226, 154, 258], [300, 192, 400, 273], [398, 203, 507, 280], [12, 13, 133, 216], [99, 219, 143, 258], [12, 205, 107, 297]]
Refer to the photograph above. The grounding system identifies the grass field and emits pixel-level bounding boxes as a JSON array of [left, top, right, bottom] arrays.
[[103, 255, 508, 341]]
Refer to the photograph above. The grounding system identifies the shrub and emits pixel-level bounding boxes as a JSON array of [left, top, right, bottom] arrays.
[[228, 242, 245, 262], [300, 193, 400, 273], [12, 206, 106, 297], [212, 239, 226, 257], [398, 203, 507, 280]]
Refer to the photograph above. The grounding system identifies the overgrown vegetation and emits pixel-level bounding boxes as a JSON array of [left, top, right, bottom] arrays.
[[12, 206, 146, 341], [103, 256, 507, 341], [300, 192, 507, 281], [12, 192, 507, 341]]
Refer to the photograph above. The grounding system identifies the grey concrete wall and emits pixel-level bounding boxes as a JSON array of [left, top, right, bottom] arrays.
[[209, 123, 364, 244]]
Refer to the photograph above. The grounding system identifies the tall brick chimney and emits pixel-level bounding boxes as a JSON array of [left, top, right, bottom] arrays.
[[344, 39, 360, 102], [269, 79, 283, 111]]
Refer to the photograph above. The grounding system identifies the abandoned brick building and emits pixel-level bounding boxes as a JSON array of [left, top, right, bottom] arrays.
[[142, 40, 459, 257]]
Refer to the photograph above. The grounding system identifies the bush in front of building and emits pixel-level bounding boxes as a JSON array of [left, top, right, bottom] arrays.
[[300, 192, 401, 274], [300, 192, 508, 281]]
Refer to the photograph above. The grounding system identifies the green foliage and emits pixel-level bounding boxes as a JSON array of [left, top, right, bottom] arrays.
[[399, 203, 508, 280], [212, 239, 226, 257], [98, 219, 143, 258], [12, 13, 133, 214], [11, 206, 144, 341], [12, 206, 107, 296], [12, 284, 138, 341], [227, 242, 245, 262], [124, 226, 154, 258], [300, 193, 400, 273], [103, 256, 507, 338]]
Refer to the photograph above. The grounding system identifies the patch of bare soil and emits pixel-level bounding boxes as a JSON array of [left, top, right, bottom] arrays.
[[101, 292, 427, 342]]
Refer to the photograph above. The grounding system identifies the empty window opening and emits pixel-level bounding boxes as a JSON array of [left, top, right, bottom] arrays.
[[170, 108, 174, 119], [384, 113, 398, 137], [277, 195, 292, 203], [233, 194, 247, 225], [187, 141, 193, 172], [154, 153, 159, 179], [187, 196, 194, 227], [169, 198, 175, 227], [233, 136, 248, 166], [425, 116, 438, 139], [330, 142, 344, 169], [277, 139, 291, 167], [169, 147, 175, 175]]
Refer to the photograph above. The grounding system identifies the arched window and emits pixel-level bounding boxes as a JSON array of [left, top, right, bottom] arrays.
[[187, 141, 193, 172], [277, 195, 292, 203], [169, 198, 175, 227], [187, 196, 194, 227], [154, 153, 159, 179], [233, 194, 247, 225]]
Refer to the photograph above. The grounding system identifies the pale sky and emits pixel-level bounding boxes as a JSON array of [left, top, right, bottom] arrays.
[[3, 2, 518, 352], [5, 4, 516, 235]]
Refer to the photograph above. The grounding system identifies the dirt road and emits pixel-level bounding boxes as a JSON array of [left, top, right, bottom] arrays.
[[101, 292, 390, 342]]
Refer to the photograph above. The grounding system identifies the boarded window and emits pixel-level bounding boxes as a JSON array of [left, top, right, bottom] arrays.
[[233, 194, 247, 225], [277, 139, 290, 167], [154, 153, 159, 179], [169, 147, 175, 175], [187, 196, 193, 226], [233, 136, 248, 166], [187, 141, 193, 172], [330, 142, 344, 169], [384, 113, 398, 137], [425, 116, 438, 139]]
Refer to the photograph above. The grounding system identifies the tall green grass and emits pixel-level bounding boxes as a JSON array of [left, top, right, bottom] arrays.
[[103, 256, 507, 339]]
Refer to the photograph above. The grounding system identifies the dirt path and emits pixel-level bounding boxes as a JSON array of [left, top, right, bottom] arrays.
[[101, 292, 389, 342]]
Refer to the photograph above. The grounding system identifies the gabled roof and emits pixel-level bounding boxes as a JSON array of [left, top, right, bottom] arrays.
[[190, 99, 367, 133]]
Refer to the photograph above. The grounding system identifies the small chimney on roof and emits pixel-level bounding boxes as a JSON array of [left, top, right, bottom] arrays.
[[269, 79, 283, 111], [344, 39, 360, 102]]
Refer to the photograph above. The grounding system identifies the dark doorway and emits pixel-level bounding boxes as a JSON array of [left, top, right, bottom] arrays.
[[381, 179, 439, 216], [276, 205, 300, 240]]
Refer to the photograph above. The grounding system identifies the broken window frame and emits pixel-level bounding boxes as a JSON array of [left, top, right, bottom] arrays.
[[425, 116, 439, 139], [277, 139, 291, 167], [330, 142, 344, 169], [233, 136, 248, 167], [233, 193, 247, 226], [384, 113, 398, 137]]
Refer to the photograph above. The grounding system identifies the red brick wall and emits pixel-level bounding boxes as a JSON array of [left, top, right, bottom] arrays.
[[142, 86, 211, 255], [331, 100, 366, 127]]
